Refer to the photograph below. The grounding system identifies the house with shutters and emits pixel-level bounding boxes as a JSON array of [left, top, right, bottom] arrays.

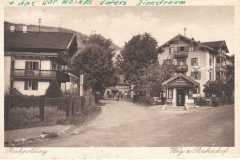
[[158, 34, 230, 107], [4, 26, 78, 96]]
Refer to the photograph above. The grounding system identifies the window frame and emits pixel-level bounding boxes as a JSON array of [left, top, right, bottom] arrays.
[[168, 89, 173, 99], [191, 71, 201, 80], [25, 61, 40, 70], [191, 58, 198, 66], [24, 80, 38, 90]]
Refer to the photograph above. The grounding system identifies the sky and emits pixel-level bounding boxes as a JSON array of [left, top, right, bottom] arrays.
[[5, 6, 234, 53]]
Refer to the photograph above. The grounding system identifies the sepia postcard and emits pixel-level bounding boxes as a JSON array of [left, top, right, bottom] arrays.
[[1, 0, 240, 159]]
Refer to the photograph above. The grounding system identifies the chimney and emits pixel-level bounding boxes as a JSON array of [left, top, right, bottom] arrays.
[[22, 25, 27, 33], [10, 25, 15, 32]]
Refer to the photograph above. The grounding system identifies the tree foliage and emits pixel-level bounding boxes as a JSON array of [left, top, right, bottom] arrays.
[[134, 61, 175, 97], [203, 80, 224, 97], [118, 33, 159, 84], [45, 81, 63, 98], [72, 34, 116, 93]]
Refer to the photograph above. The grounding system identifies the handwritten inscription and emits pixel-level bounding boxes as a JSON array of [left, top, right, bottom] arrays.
[[8, 0, 35, 6], [170, 147, 229, 157], [5, 148, 48, 156], [138, 0, 186, 6], [100, 0, 127, 5], [7, 0, 187, 6]]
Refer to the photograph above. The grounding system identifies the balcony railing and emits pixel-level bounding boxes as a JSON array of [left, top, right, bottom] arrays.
[[13, 69, 69, 82], [175, 64, 188, 73], [172, 51, 188, 58]]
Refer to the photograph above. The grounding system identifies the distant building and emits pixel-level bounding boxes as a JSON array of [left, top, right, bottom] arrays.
[[158, 34, 231, 107], [4, 26, 78, 96]]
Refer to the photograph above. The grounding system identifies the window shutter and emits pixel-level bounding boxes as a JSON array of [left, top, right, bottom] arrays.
[[25, 61, 30, 70], [24, 81, 28, 90], [198, 71, 201, 80], [32, 80, 38, 90], [35, 62, 39, 70]]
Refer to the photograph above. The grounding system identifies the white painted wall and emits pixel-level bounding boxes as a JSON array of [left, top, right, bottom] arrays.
[[186, 50, 209, 96], [14, 59, 52, 70], [158, 46, 171, 65], [13, 81, 50, 96], [159, 41, 213, 96], [4, 56, 11, 94], [14, 59, 26, 69], [41, 60, 51, 70]]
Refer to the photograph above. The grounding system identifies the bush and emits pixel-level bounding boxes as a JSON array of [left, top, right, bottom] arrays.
[[45, 81, 63, 98], [195, 97, 209, 106], [203, 80, 225, 98], [210, 96, 219, 107], [135, 96, 154, 105]]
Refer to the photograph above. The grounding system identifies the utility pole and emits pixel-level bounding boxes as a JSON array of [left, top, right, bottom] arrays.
[[184, 27, 187, 36], [38, 18, 42, 32]]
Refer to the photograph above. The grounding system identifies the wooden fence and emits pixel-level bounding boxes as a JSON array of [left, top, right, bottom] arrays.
[[4, 94, 96, 130]]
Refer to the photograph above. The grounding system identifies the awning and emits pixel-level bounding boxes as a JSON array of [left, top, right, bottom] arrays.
[[162, 73, 199, 88]]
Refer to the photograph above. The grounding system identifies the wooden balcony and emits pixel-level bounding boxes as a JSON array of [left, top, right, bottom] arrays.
[[175, 64, 188, 73], [13, 69, 69, 82], [172, 51, 188, 58]]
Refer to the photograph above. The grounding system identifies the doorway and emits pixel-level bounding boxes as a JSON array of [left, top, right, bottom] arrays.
[[176, 88, 186, 106]]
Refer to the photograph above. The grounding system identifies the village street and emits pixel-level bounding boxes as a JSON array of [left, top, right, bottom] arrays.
[[28, 100, 234, 147]]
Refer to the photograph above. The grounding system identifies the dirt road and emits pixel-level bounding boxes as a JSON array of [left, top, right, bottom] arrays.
[[30, 100, 234, 147]]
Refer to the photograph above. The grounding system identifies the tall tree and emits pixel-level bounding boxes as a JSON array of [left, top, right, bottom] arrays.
[[119, 33, 158, 84], [72, 34, 116, 94]]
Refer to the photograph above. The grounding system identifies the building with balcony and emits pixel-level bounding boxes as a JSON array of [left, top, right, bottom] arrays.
[[158, 34, 230, 107], [4, 29, 78, 96]]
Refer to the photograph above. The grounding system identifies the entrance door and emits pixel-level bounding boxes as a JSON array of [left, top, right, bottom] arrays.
[[176, 88, 185, 106]]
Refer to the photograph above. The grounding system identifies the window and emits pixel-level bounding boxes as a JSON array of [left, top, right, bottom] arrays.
[[51, 61, 57, 70], [25, 61, 39, 70], [189, 46, 194, 52], [191, 58, 198, 66], [169, 47, 177, 53], [216, 57, 221, 63], [188, 89, 193, 99], [180, 46, 185, 51], [168, 89, 173, 99], [209, 71, 212, 81], [209, 57, 213, 66], [24, 80, 38, 90], [177, 59, 186, 65], [191, 71, 201, 80]]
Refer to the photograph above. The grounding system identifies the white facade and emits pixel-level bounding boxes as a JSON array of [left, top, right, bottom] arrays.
[[4, 56, 11, 94], [158, 39, 217, 96], [13, 81, 50, 96], [14, 59, 51, 70]]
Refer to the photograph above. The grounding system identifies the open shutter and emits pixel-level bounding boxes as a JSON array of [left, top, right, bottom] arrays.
[[24, 80, 28, 90], [25, 61, 30, 70], [32, 80, 38, 90]]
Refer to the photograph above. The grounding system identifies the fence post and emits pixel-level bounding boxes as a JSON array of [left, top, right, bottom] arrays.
[[71, 97, 75, 116], [4, 96, 11, 129], [66, 96, 70, 117], [39, 96, 45, 121]]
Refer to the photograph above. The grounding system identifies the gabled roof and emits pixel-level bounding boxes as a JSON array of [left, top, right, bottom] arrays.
[[160, 34, 197, 48], [4, 31, 75, 52], [162, 73, 199, 87], [201, 41, 229, 53], [159, 34, 228, 54]]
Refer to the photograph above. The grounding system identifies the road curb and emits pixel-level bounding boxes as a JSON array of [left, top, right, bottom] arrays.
[[5, 125, 74, 147]]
